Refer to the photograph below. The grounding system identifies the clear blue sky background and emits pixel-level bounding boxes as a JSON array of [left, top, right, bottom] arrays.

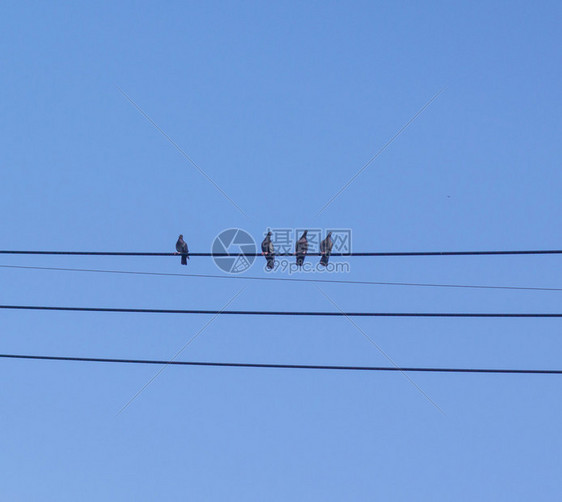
[[1, 1, 562, 500]]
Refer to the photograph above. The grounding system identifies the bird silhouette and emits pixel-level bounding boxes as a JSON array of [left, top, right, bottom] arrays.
[[175, 234, 189, 265], [319, 232, 333, 266], [261, 231, 275, 270], [295, 230, 308, 267]]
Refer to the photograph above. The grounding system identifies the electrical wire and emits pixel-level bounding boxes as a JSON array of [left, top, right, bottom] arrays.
[[3, 249, 562, 257], [2, 264, 561, 292], [2, 304, 562, 317], [1, 353, 560, 374]]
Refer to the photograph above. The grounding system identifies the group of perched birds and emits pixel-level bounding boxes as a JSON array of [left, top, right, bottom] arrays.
[[261, 230, 333, 269], [175, 231, 334, 268]]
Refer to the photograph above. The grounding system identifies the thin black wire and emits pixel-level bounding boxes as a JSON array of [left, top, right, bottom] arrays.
[[3, 304, 562, 317], [2, 264, 561, 292], [1, 353, 561, 374], [3, 249, 562, 257]]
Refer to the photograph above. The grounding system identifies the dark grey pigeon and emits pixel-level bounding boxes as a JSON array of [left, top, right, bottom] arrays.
[[295, 230, 308, 267], [175, 234, 189, 265], [261, 231, 275, 270], [319, 232, 333, 266]]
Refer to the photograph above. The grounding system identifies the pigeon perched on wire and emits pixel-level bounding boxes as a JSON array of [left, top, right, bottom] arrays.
[[261, 231, 275, 270], [319, 231, 333, 266], [175, 234, 189, 265], [295, 230, 308, 267]]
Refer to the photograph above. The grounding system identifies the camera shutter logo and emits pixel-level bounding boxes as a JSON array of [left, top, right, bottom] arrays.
[[212, 228, 256, 273]]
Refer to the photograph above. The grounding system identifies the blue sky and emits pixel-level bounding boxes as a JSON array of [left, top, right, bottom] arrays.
[[1, 1, 562, 500]]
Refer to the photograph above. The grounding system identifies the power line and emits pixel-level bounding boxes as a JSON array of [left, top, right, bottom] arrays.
[[2, 264, 561, 292], [3, 249, 562, 257], [3, 304, 562, 317], [1, 352, 561, 374]]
